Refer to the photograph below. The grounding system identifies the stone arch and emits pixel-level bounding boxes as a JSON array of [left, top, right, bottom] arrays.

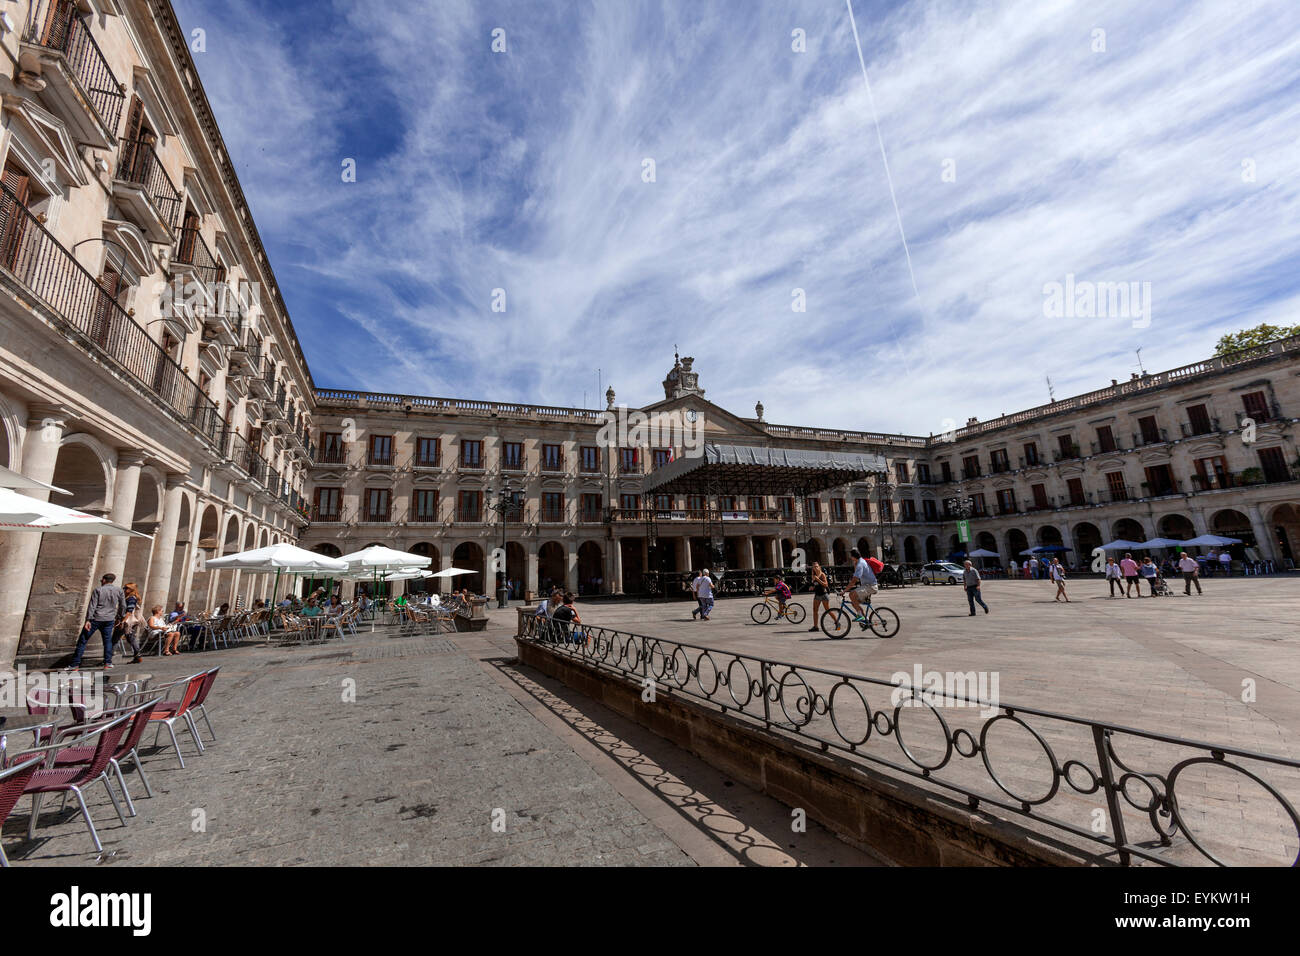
[[577, 541, 603, 594], [537, 541, 565, 593], [1072, 521, 1102, 560], [20, 440, 112, 659], [1157, 512, 1195, 540], [1210, 509, 1255, 553], [58, 433, 115, 511], [803, 539, 823, 565], [313, 542, 343, 558], [452, 541, 485, 593], [1037, 526, 1063, 547], [167, 492, 193, 608], [903, 535, 919, 563], [188, 504, 222, 613], [831, 538, 849, 565], [0, 390, 27, 468], [1112, 517, 1146, 543], [976, 531, 998, 553], [1267, 504, 1300, 566], [856, 536, 873, 559], [123, 469, 164, 591], [925, 534, 938, 561], [1005, 528, 1030, 558]]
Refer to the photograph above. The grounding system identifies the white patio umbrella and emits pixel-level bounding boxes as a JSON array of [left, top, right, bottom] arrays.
[[0, 464, 69, 494], [0, 487, 146, 537], [383, 569, 435, 582], [431, 567, 476, 578], [338, 545, 433, 629], [205, 543, 348, 611], [1141, 537, 1186, 549], [1095, 539, 1147, 551], [1181, 534, 1242, 548]]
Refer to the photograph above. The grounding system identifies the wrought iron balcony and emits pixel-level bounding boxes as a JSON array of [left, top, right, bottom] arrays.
[[21, 1, 124, 147], [113, 137, 181, 240], [0, 179, 221, 450], [173, 221, 225, 288]]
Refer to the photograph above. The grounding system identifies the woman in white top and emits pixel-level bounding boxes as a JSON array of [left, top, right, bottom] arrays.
[[1051, 559, 1070, 602]]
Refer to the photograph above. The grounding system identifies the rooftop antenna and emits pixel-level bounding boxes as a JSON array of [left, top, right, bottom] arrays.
[[1046, 375, 1056, 403], [1135, 347, 1147, 376]]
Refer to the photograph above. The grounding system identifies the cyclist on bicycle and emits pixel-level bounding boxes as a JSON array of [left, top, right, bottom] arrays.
[[764, 574, 793, 617], [847, 548, 878, 629]]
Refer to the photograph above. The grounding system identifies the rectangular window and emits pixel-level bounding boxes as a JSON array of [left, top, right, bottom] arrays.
[[1242, 390, 1270, 422], [962, 455, 981, 479], [1066, 478, 1085, 506], [542, 492, 565, 522], [415, 437, 440, 467], [619, 448, 639, 474], [580, 493, 603, 521], [917, 463, 931, 484], [970, 493, 986, 516], [1187, 403, 1212, 436], [900, 499, 916, 520], [1137, 416, 1160, 445], [619, 493, 640, 514], [777, 497, 795, 519], [1023, 442, 1039, 466], [412, 489, 440, 522], [368, 435, 393, 466], [879, 499, 893, 521], [1032, 483, 1049, 509], [1096, 425, 1116, 453], [990, 449, 1010, 473], [747, 495, 765, 514], [687, 494, 706, 513], [580, 446, 600, 473], [653, 493, 673, 513], [320, 432, 345, 465], [719, 496, 737, 512], [894, 462, 910, 483], [652, 448, 673, 468], [501, 441, 523, 470], [831, 498, 847, 521], [542, 443, 564, 471], [1258, 446, 1289, 483], [940, 461, 953, 483], [1057, 434, 1076, 459], [313, 487, 341, 521], [460, 440, 482, 468], [855, 498, 871, 522], [1195, 456, 1231, 489], [364, 488, 390, 522], [1105, 471, 1128, 502], [996, 489, 1016, 514], [806, 498, 822, 520], [1144, 465, 1176, 497], [457, 490, 482, 522], [923, 498, 937, 520]]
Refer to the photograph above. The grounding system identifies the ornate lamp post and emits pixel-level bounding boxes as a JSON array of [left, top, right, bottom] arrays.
[[949, 485, 975, 559], [877, 479, 897, 565], [487, 479, 519, 608]]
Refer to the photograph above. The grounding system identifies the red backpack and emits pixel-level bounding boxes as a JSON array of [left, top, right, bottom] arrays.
[[866, 557, 885, 574]]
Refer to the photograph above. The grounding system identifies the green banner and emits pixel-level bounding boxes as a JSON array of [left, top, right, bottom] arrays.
[[957, 519, 971, 543]]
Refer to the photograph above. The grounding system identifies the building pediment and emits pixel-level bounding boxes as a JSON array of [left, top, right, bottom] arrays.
[[636, 394, 769, 442], [102, 219, 155, 283], [0, 94, 89, 190]]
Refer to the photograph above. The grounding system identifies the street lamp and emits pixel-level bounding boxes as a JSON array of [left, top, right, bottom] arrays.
[[877, 479, 897, 566], [488, 480, 518, 608], [948, 484, 975, 559]]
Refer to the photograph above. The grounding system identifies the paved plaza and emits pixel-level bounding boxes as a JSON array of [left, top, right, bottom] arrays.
[[4, 576, 1297, 867]]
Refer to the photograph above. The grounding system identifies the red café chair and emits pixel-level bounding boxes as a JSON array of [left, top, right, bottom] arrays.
[[11, 715, 132, 854], [0, 757, 43, 867], [51, 699, 160, 817], [120, 672, 207, 768]]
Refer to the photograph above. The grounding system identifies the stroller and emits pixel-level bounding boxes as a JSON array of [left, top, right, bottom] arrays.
[[1150, 571, 1173, 597]]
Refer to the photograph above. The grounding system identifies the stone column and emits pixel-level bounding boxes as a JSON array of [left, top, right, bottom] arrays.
[[769, 538, 780, 568], [0, 406, 69, 668], [144, 475, 186, 611], [566, 542, 578, 592], [1247, 504, 1275, 561], [744, 536, 756, 570], [611, 537, 623, 594], [526, 544, 539, 599], [97, 451, 146, 582]]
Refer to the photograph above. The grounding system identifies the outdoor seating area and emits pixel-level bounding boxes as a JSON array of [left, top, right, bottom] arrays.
[[0, 667, 221, 864]]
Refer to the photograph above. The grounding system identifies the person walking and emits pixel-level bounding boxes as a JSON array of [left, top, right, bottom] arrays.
[[1008, 558, 1019, 579], [962, 560, 989, 616], [1178, 551, 1203, 595], [117, 581, 146, 664], [693, 568, 715, 621], [1120, 552, 1140, 597], [1028, 556, 1040, 580], [68, 572, 126, 670], [689, 570, 706, 620], [1139, 556, 1159, 596], [1219, 550, 1232, 576], [1050, 558, 1070, 602], [1105, 557, 1124, 597], [808, 562, 830, 631]]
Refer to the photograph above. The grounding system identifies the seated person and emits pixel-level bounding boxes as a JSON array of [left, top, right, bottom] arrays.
[[549, 592, 584, 643], [325, 596, 344, 617], [301, 598, 323, 618]]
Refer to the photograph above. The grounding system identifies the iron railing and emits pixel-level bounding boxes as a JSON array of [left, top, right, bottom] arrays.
[[173, 220, 224, 288], [116, 137, 181, 230], [520, 619, 1300, 866], [0, 180, 220, 447], [24, 1, 125, 133]]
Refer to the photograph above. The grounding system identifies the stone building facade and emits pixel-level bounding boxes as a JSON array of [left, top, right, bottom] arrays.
[[0, 1, 313, 667]]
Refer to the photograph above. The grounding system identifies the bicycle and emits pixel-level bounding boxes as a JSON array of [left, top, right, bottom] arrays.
[[749, 594, 806, 624], [819, 590, 899, 639]]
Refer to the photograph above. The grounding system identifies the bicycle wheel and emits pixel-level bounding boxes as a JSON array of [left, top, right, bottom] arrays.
[[750, 602, 772, 624], [820, 607, 851, 639], [784, 602, 806, 624], [869, 606, 900, 638]]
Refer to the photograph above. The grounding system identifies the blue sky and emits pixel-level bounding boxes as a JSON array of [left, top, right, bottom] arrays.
[[173, 0, 1300, 434]]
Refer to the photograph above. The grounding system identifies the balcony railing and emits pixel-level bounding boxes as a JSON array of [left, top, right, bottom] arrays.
[[24, 1, 125, 134], [116, 137, 181, 230], [173, 222, 225, 287], [0, 180, 220, 448], [1181, 418, 1220, 437], [227, 431, 267, 485], [318, 446, 348, 465], [310, 505, 345, 523]]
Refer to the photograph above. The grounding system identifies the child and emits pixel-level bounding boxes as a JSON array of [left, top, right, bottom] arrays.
[[764, 574, 793, 616]]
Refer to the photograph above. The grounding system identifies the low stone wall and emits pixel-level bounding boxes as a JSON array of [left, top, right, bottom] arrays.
[[515, 637, 1097, 867]]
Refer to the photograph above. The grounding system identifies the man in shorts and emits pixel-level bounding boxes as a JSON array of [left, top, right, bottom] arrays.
[[847, 547, 878, 627]]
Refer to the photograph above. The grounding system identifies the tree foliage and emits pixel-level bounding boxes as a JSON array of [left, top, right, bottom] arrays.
[[1214, 323, 1300, 356]]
